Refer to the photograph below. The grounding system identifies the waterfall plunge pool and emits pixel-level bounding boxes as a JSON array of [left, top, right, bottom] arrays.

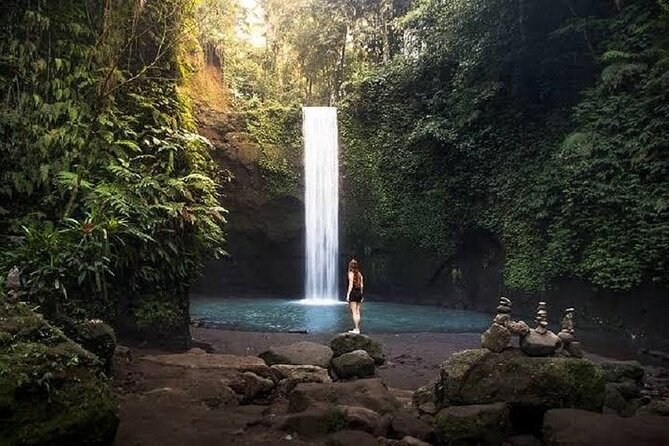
[[190, 296, 490, 334]]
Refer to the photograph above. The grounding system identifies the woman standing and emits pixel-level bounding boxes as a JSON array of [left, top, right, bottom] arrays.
[[346, 259, 364, 334]]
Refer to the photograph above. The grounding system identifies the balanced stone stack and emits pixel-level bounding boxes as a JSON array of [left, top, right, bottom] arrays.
[[520, 302, 562, 357], [480, 297, 529, 352], [557, 307, 583, 358]]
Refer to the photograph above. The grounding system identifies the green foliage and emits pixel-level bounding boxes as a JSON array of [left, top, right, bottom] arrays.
[[342, 0, 669, 291], [133, 298, 183, 331], [0, 1, 226, 325], [246, 103, 303, 197]]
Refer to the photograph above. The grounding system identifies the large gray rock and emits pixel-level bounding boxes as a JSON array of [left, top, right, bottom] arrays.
[[434, 402, 510, 445], [438, 349, 605, 411], [276, 403, 381, 439], [331, 333, 385, 365], [331, 349, 376, 379], [543, 408, 669, 446], [288, 378, 400, 414], [260, 341, 333, 368], [520, 329, 562, 357]]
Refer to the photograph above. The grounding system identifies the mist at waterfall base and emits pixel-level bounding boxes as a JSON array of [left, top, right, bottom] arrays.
[[303, 107, 339, 304]]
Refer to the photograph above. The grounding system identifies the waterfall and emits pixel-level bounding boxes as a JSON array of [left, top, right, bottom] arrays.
[[303, 107, 339, 303]]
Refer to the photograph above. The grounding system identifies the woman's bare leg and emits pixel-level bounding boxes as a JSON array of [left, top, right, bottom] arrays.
[[352, 302, 361, 331]]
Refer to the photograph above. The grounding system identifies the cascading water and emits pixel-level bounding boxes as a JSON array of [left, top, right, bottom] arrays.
[[303, 107, 339, 304]]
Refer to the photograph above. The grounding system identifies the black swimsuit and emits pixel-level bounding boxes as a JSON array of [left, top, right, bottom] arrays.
[[349, 287, 363, 303]]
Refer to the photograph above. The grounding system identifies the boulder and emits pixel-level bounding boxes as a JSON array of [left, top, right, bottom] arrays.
[[390, 411, 435, 442], [434, 402, 510, 445], [332, 350, 376, 379], [600, 360, 645, 383], [288, 378, 400, 414], [260, 341, 333, 368], [271, 364, 332, 394], [275, 403, 344, 438], [542, 408, 669, 446], [340, 405, 383, 434], [519, 329, 562, 357], [325, 430, 379, 446], [438, 348, 605, 411], [331, 333, 385, 365], [227, 371, 275, 403], [187, 380, 238, 408], [480, 324, 511, 352], [59, 318, 117, 371], [0, 301, 118, 445]]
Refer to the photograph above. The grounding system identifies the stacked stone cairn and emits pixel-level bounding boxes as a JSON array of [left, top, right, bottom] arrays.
[[480, 297, 529, 352], [519, 301, 562, 357], [5, 266, 21, 300], [557, 307, 583, 358]]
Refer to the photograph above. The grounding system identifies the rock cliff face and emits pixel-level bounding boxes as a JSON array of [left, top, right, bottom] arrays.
[[193, 107, 305, 297]]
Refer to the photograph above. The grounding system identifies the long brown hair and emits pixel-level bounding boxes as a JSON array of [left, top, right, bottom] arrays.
[[348, 259, 362, 287]]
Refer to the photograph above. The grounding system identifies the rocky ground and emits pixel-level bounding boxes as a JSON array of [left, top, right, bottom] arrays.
[[111, 328, 669, 446]]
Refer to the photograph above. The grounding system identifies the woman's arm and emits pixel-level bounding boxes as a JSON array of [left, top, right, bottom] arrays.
[[360, 274, 364, 293], [346, 271, 353, 301]]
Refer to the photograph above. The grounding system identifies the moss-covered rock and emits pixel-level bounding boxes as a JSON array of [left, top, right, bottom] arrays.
[[330, 333, 385, 365], [434, 402, 510, 445], [54, 317, 117, 371], [0, 301, 118, 445], [438, 348, 605, 412]]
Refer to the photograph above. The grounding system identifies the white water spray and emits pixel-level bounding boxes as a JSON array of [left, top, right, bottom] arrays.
[[303, 107, 339, 304]]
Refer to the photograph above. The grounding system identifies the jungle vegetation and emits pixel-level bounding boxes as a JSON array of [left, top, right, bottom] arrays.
[[0, 0, 667, 334]]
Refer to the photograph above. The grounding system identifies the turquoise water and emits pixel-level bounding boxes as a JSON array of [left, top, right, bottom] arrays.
[[190, 296, 491, 334]]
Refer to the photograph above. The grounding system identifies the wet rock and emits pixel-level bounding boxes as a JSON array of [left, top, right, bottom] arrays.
[[438, 348, 604, 411], [481, 323, 511, 352], [331, 333, 385, 365], [434, 402, 510, 445], [542, 408, 669, 446], [260, 341, 334, 368], [519, 328, 562, 357], [325, 430, 379, 446], [601, 360, 645, 383], [332, 349, 376, 379], [288, 378, 400, 414], [114, 345, 132, 363], [390, 411, 435, 442]]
